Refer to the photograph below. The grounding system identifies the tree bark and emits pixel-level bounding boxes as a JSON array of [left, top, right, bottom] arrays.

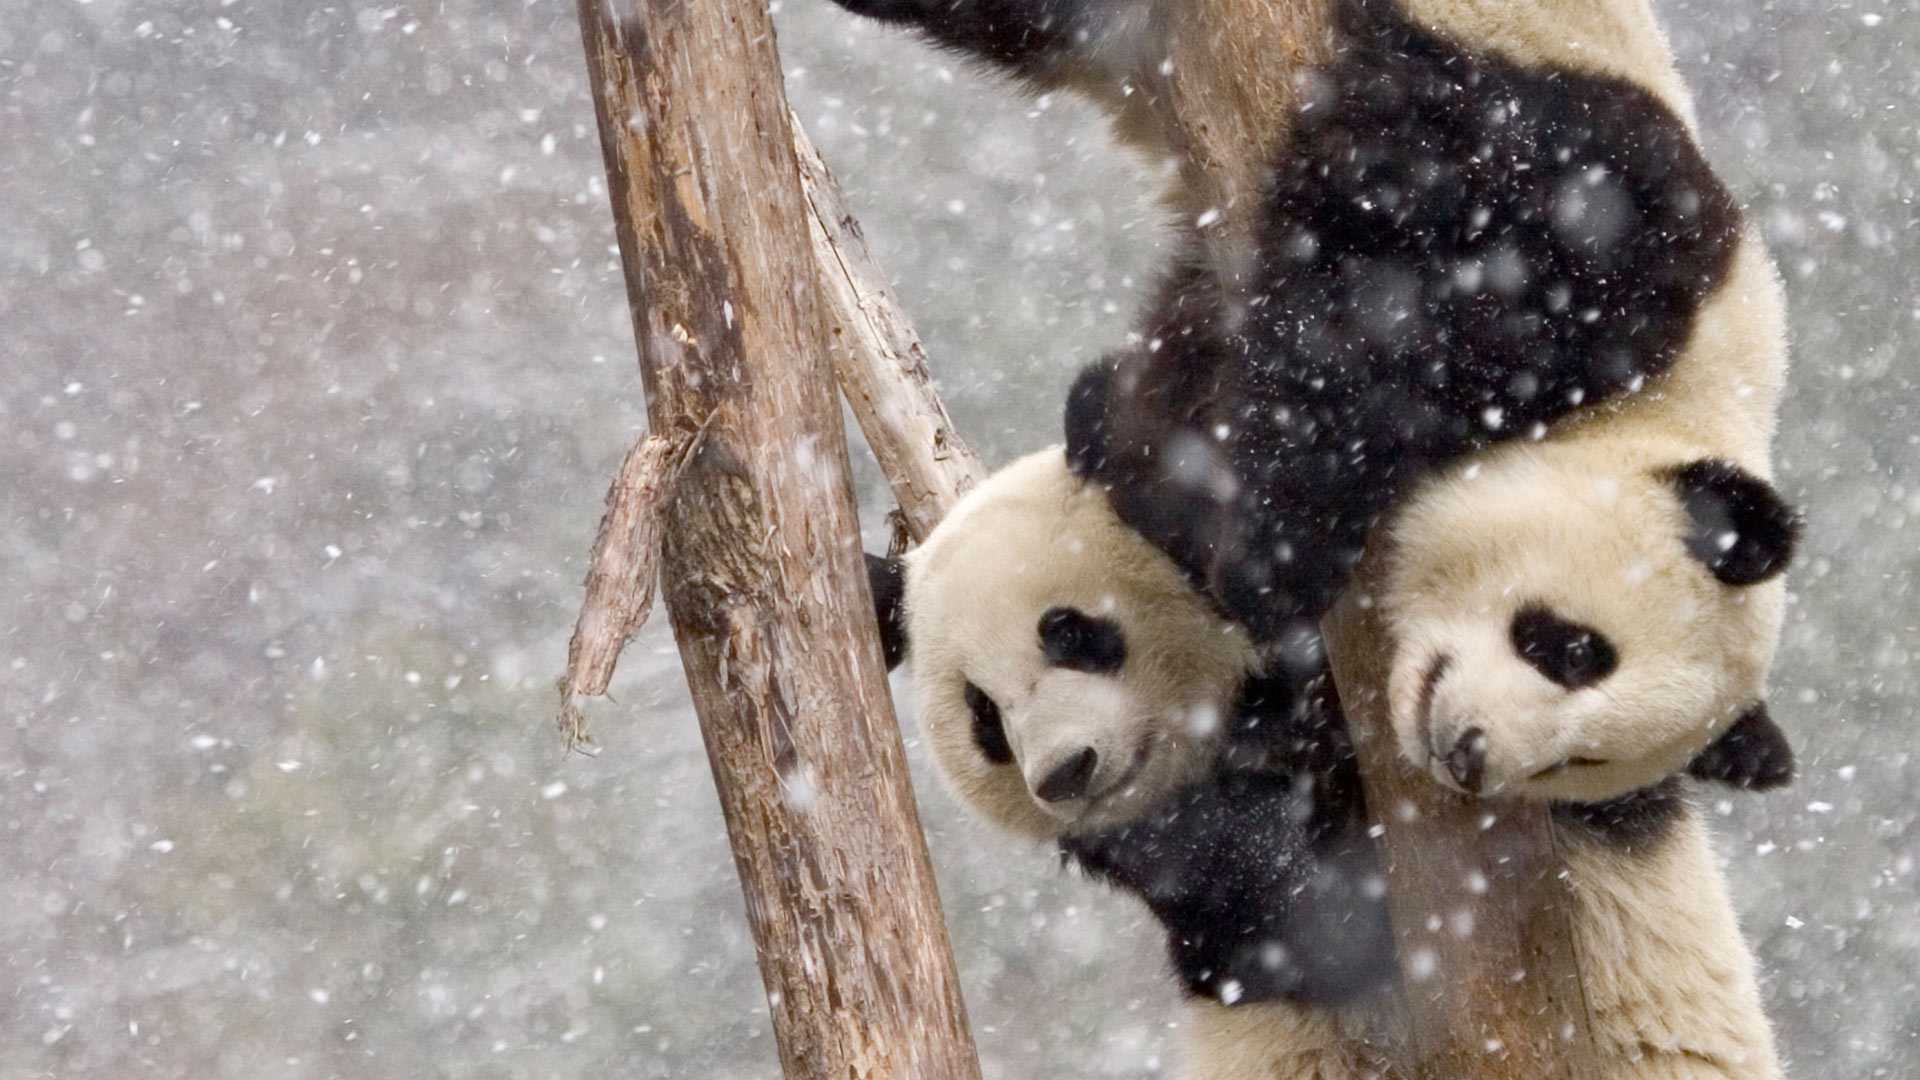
[[557, 422, 707, 751], [572, 1, 982, 1078], [1322, 550, 1596, 1080]]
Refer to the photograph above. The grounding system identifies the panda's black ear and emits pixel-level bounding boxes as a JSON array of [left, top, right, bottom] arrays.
[[1668, 460, 1801, 585], [1064, 358, 1115, 479], [866, 553, 909, 671], [1687, 703, 1794, 791]]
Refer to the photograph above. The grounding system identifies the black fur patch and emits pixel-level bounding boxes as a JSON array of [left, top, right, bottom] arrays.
[[1038, 606, 1127, 674], [1089, 2, 1743, 639], [1552, 775, 1686, 851], [1687, 703, 1795, 790], [1063, 360, 1114, 480], [963, 681, 1014, 764], [822, 0, 1086, 70], [1073, 261, 1251, 603], [1064, 768, 1395, 1005], [1670, 460, 1801, 586], [1064, 667, 1393, 1006], [865, 553, 910, 670], [1225, 669, 1358, 781], [1510, 605, 1619, 689]]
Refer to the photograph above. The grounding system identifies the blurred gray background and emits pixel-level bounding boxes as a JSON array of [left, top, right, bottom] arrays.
[[2, 0, 1913, 1076]]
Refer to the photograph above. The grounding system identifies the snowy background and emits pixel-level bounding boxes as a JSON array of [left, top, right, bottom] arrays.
[[3, 0, 1915, 1076]]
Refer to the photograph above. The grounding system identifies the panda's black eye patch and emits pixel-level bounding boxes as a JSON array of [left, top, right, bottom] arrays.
[[1038, 607, 1127, 674], [963, 681, 1014, 765], [1511, 605, 1618, 689]]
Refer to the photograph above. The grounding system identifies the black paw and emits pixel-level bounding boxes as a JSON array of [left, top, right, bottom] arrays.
[[1063, 769, 1395, 1006]]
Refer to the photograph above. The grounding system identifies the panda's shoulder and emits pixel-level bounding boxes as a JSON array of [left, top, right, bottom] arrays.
[[1392, 0, 1694, 118]]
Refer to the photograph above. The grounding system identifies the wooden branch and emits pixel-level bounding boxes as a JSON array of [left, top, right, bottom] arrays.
[[572, 0, 982, 1077], [557, 420, 708, 752], [1322, 549, 1596, 1080], [794, 120, 987, 541]]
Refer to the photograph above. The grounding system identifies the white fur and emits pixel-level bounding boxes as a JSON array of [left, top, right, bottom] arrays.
[[1561, 811, 1783, 1078], [1181, 998, 1397, 1080]]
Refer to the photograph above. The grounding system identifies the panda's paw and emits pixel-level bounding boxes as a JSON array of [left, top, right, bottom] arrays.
[[1208, 849, 1398, 1006], [1063, 771, 1396, 1006]]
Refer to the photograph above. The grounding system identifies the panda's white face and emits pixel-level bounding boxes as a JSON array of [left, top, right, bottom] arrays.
[[1383, 441, 1794, 803], [903, 450, 1258, 840]]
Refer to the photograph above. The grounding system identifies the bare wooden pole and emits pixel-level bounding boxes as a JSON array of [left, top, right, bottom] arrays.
[[1323, 552, 1596, 1080], [572, 1, 982, 1077]]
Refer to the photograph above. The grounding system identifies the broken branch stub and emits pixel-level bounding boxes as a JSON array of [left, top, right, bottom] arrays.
[[557, 117, 980, 741], [557, 419, 708, 752]]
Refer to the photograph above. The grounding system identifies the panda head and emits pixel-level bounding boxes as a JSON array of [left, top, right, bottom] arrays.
[[872, 449, 1258, 840], [1383, 440, 1801, 803]]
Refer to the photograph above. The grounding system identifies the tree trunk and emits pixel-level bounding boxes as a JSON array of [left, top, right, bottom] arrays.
[[572, 1, 982, 1077], [1323, 551, 1596, 1080]]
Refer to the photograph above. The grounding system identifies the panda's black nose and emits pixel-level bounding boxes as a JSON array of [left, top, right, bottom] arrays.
[[1445, 727, 1488, 793], [1036, 747, 1099, 802]]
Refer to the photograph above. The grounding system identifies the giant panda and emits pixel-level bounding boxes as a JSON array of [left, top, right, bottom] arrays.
[[867, 447, 1798, 1079], [866, 447, 1400, 1004], [828, 0, 1799, 798]]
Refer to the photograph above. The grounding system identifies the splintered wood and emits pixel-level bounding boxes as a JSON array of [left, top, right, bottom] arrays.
[[557, 421, 706, 752], [556, 118, 981, 741]]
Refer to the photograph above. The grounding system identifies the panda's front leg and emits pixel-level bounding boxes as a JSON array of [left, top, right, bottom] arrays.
[[820, 0, 1096, 75], [1058, 649, 1395, 1024]]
